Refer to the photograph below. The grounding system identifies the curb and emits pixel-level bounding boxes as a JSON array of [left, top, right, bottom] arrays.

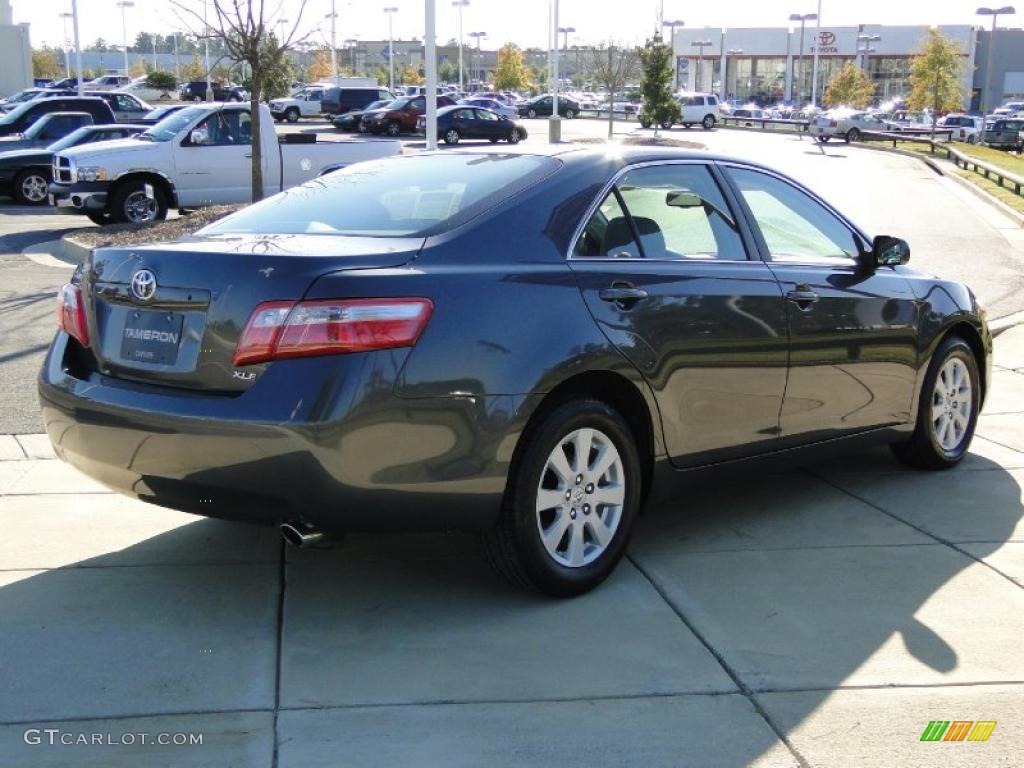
[[846, 141, 1024, 229], [991, 310, 1024, 337], [60, 234, 92, 264]]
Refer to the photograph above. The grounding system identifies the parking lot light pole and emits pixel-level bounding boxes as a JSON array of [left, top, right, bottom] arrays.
[[788, 12, 816, 105], [662, 20, 684, 90], [384, 6, 398, 93], [345, 39, 359, 75], [425, 0, 437, 150], [691, 39, 712, 93], [977, 6, 1016, 116], [856, 33, 880, 70], [469, 31, 486, 92], [453, 0, 469, 92], [810, 0, 822, 106], [205, 2, 214, 101], [71, 0, 83, 95], [116, 1, 135, 75], [550, 0, 560, 142], [326, 2, 339, 83], [59, 12, 73, 78], [727, 47, 743, 100]]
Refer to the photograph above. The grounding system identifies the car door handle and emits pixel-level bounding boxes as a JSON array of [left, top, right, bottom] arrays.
[[786, 289, 820, 308], [599, 286, 649, 304]]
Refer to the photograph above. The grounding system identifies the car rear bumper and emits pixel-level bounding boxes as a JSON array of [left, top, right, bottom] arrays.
[[39, 333, 536, 532]]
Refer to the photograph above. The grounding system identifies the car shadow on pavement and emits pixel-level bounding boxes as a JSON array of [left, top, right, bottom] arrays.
[[0, 445, 1021, 766]]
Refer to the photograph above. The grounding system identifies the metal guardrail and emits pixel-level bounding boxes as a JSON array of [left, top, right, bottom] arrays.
[[859, 130, 1024, 198], [719, 116, 809, 132], [857, 128, 955, 145]]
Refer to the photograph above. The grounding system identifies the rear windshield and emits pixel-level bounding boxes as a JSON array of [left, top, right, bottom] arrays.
[[201, 153, 559, 238]]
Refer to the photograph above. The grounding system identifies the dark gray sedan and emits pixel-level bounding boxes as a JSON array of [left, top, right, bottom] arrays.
[[40, 147, 991, 596]]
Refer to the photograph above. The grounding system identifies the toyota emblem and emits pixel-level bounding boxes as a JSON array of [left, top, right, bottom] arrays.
[[818, 31, 836, 46], [130, 269, 157, 302]]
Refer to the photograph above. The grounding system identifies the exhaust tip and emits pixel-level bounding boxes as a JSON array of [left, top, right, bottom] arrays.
[[280, 522, 325, 549]]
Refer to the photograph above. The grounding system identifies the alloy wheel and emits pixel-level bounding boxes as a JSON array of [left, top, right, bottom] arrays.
[[19, 173, 48, 203], [535, 427, 625, 568], [123, 190, 157, 224], [445, 129, 460, 144], [931, 358, 972, 453]]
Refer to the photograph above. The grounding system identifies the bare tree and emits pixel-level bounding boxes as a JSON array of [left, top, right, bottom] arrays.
[[587, 43, 639, 139], [172, 0, 309, 202]]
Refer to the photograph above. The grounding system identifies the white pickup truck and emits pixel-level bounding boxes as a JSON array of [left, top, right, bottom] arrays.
[[48, 103, 401, 224]]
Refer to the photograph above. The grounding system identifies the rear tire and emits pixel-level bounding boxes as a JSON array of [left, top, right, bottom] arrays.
[[508, 128, 521, 144], [444, 128, 460, 145], [845, 128, 860, 143], [527, 108, 537, 119], [482, 399, 641, 597], [891, 336, 980, 470], [639, 117, 652, 129], [702, 114, 715, 130], [660, 120, 673, 130], [565, 109, 575, 119], [385, 121, 402, 137]]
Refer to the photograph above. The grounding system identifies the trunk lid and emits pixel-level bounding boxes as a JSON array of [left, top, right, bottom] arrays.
[[81, 233, 423, 393]]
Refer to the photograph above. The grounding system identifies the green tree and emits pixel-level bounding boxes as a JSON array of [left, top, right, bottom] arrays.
[[638, 35, 679, 134], [88, 38, 110, 52], [493, 43, 531, 92], [823, 62, 875, 109], [400, 63, 423, 85], [146, 70, 178, 91], [32, 47, 63, 79], [438, 59, 457, 84], [907, 28, 966, 139], [307, 48, 333, 82]]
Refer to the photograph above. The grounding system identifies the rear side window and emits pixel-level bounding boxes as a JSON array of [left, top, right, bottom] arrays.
[[574, 164, 746, 260], [202, 154, 560, 237]]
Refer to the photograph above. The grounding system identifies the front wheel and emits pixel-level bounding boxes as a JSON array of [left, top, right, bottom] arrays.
[[444, 128, 460, 145], [702, 114, 716, 130], [845, 128, 860, 143], [14, 170, 49, 205], [482, 399, 641, 597], [385, 121, 402, 137], [109, 180, 168, 225], [285, 108, 299, 123], [891, 336, 980, 470], [564, 109, 575, 119], [507, 128, 521, 144]]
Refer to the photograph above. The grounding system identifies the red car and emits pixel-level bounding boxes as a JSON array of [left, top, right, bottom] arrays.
[[363, 95, 456, 136]]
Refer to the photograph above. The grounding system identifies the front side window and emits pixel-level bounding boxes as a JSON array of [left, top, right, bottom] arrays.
[[189, 110, 251, 146], [728, 167, 861, 264], [477, 109, 499, 121], [573, 164, 746, 260]]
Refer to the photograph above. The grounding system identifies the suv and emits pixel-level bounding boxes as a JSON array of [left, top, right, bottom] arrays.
[[179, 81, 247, 103], [363, 94, 457, 136], [676, 93, 720, 129], [321, 86, 395, 117], [86, 75, 132, 91], [0, 97, 115, 137]]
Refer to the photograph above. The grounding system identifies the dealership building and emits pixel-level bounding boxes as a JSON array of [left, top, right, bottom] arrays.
[[669, 24, 1024, 110], [0, 0, 31, 97]]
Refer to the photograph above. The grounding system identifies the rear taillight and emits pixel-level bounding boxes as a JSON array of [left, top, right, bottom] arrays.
[[56, 282, 89, 346], [234, 298, 433, 366]]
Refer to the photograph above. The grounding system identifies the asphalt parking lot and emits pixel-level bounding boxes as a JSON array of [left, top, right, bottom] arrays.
[[1, 120, 1023, 766]]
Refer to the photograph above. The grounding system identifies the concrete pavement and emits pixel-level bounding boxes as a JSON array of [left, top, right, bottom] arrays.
[[0, 326, 1022, 766]]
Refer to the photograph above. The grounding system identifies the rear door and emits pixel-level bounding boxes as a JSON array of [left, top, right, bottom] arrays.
[[722, 164, 918, 440], [474, 108, 505, 139], [568, 161, 789, 467]]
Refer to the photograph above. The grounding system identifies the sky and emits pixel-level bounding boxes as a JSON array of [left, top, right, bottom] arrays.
[[16, 0, 1022, 51]]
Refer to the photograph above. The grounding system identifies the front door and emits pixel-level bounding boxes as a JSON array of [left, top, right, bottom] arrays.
[[569, 161, 789, 467], [173, 109, 260, 205], [723, 165, 919, 440]]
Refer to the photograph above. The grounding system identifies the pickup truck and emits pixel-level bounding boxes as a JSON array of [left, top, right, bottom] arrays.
[[48, 103, 401, 225]]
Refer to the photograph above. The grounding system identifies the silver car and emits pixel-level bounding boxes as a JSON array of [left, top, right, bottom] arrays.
[[812, 109, 885, 143]]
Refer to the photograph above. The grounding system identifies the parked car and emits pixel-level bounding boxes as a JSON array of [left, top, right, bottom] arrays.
[[990, 101, 1024, 118], [0, 88, 45, 112], [417, 105, 526, 144], [0, 123, 144, 204], [0, 112, 95, 151], [0, 97, 115, 137], [812, 109, 885, 143], [85, 75, 132, 91], [179, 81, 247, 103], [332, 99, 393, 132], [362, 94, 457, 136], [675, 93, 721, 129], [729, 106, 769, 123], [137, 105, 188, 126], [45, 77, 81, 90], [40, 147, 990, 596], [882, 110, 934, 132], [982, 118, 1024, 150], [48, 103, 401, 224], [269, 84, 331, 122], [84, 91, 152, 122], [937, 114, 984, 144], [320, 86, 394, 117], [518, 94, 581, 119], [458, 97, 518, 120], [126, 76, 176, 103]]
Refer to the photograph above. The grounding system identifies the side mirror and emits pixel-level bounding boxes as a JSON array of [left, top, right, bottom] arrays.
[[871, 235, 910, 267]]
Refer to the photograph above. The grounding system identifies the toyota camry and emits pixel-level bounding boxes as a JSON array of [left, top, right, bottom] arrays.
[[40, 147, 991, 596]]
